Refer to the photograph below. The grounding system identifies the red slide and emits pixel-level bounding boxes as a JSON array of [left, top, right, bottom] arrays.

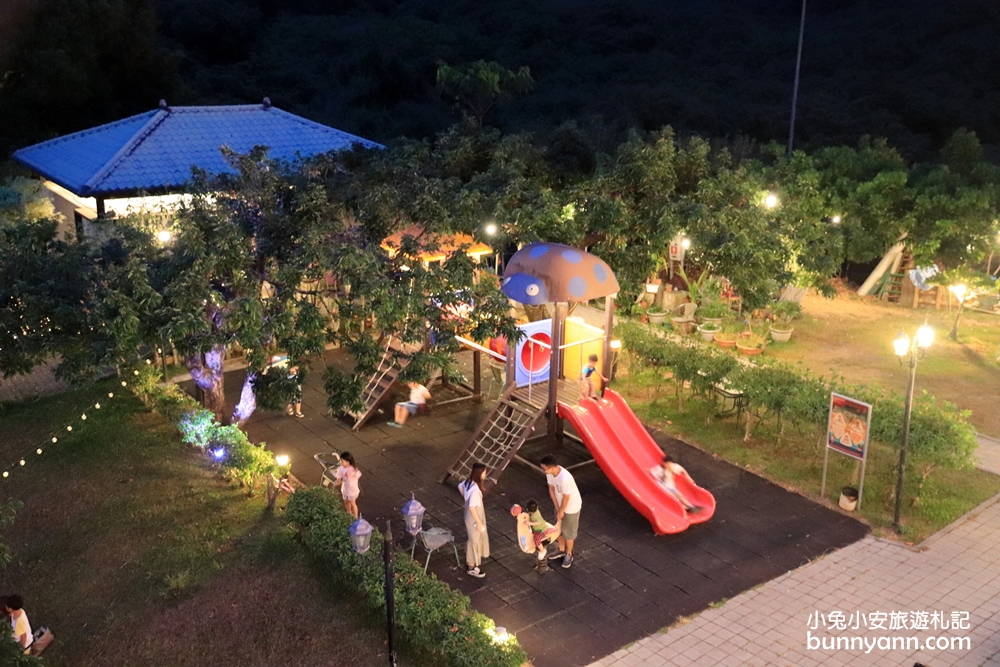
[[557, 389, 715, 535]]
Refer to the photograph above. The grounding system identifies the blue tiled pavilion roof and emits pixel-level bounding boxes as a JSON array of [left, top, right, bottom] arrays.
[[13, 103, 381, 197]]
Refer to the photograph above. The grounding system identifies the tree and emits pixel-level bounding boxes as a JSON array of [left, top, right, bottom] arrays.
[[437, 60, 534, 127], [2, 144, 520, 425], [0, 0, 185, 157]]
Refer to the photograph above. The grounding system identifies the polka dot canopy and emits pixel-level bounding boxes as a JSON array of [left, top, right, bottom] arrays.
[[501, 242, 619, 304]]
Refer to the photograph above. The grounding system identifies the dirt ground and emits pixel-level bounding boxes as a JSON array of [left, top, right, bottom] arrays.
[[766, 292, 1000, 438]]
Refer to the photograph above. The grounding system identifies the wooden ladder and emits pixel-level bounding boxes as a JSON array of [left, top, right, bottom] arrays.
[[440, 384, 545, 493], [349, 336, 410, 431]]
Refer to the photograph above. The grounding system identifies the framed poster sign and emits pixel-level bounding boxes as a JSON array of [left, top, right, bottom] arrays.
[[821, 392, 873, 510], [827, 392, 872, 461]]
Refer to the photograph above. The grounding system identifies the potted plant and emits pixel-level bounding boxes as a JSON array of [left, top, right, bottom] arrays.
[[699, 300, 728, 325], [647, 304, 667, 326], [736, 332, 767, 356], [697, 322, 720, 342], [769, 301, 802, 343]]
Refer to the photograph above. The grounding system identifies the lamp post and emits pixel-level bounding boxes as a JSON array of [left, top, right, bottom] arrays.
[[349, 516, 396, 667], [401, 494, 426, 557], [892, 321, 934, 532], [787, 0, 807, 155]]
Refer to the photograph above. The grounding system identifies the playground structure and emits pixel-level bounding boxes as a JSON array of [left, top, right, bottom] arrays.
[[441, 242, 716, 534]]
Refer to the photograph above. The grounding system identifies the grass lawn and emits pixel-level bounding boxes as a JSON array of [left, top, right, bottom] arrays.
[[0, 382, 410, 667], [618, 365, 1000, 543], [765, 292, 1000, 438]]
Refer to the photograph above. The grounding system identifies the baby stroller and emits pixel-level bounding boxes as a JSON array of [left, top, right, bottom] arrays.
[[314, 452, 342, 490]]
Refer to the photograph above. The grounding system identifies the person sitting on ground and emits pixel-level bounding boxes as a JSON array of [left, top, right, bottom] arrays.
[[651, 454, 704, 514], [578, 354, 608, 402], [388, 381, 431, 428], [5, 594, 32, 654]]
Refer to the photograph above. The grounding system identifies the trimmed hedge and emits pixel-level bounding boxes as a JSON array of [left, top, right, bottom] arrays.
[[619, 321, 978, 478], [287, 489, 527, 667]]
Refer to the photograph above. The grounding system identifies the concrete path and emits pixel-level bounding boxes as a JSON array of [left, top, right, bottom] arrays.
[[591, 472, 1000, 667]]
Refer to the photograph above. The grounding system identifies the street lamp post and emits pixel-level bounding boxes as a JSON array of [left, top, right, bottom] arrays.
[[349, 517, 397, 666], [787, 0, 807, 155], [892, 322, 934, 532]]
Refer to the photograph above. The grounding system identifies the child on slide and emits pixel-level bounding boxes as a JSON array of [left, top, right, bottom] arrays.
[[651, 454, 704, 514]]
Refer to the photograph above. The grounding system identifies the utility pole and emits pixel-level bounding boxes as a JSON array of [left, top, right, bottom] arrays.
[[787, 0, 807, 155]]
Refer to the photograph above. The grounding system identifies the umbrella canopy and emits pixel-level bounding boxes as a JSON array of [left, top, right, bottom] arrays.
[[502, 242, 619, 304]]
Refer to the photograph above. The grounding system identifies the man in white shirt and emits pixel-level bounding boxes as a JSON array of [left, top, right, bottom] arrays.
[[540, 455, 582, 568], [5, 594, 32, 654]]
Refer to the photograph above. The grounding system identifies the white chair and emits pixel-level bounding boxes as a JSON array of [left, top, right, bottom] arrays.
[[412, 527, 462, 573]]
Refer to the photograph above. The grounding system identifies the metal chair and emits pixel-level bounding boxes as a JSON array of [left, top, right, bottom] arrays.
[[486, 362, 506, 401], [411, 527, 462, 573]]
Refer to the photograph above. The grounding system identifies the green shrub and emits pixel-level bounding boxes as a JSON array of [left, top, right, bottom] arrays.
[[177, 409, 217, 448], [620, 316, 978, 497], [286, 491, 527, 667], [211, 425, 277, 495]]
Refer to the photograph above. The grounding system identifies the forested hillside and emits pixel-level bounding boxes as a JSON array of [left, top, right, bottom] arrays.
[[2, 0, 999, 158]]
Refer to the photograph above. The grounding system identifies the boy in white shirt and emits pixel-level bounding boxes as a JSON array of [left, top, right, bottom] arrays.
[[388, 382, 431, 428], [540, 455, 582, 569], [5, 594, 31, 654], [651, 454, 704, 514]]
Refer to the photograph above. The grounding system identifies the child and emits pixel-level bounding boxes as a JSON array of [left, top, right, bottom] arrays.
[[334, 451, 362, 519], [515, 500, 559, 572], [388, 382, 431, 428], [286, 365, 304, 418], [579, 354, 608, 402], [651, 454, 703, 514]]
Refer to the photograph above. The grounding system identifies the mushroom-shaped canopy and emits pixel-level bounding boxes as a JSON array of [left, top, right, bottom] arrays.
[[502, 242, 619, 304]]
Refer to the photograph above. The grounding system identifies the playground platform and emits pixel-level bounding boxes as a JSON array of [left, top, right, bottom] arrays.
[[193, 349, 868, 667]]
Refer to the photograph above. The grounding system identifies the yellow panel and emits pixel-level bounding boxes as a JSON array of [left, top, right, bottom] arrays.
[[563, 317, 605, 388]]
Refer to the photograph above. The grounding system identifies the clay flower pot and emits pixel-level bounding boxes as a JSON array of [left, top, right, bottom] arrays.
[[736, 343, 764, 356]]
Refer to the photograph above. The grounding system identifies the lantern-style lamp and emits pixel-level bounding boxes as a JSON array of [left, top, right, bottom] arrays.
[[916, 321, 934, 349], [893, 330, 910, 358], [349, 516, 374, 554], [401, 494, 426, 537], [492, 626, 509, 643]]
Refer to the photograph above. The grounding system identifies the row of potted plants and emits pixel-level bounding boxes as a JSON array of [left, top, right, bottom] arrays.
[[694, 301, 803, 355]]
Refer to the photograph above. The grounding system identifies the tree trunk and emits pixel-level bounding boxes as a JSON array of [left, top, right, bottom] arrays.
[[232, 371, 258, 428], [743, 413, 755, 442], [187, 346, 227, 423], [949, 299, 965, 341]]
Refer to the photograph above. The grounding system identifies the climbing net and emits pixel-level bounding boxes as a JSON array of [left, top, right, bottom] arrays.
[[450, 398, 542, 485]]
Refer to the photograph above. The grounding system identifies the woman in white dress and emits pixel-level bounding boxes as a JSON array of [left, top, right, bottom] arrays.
[[459, 462, 490, 578]]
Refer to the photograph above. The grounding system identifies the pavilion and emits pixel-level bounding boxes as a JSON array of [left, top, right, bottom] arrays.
[[12, 98, 380, 240]]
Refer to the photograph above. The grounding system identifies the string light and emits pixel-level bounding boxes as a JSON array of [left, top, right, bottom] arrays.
[[3, 373, 138, 482]]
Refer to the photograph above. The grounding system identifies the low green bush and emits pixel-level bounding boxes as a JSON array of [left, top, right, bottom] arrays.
[[129, 365, 281, 496], [620, 319, 979, 502], [286, 490, 527, 667]]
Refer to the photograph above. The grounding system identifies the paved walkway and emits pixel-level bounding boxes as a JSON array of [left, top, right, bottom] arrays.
[[591, 472, 1000, 667]]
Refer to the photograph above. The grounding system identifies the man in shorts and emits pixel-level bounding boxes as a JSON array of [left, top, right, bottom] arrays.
[[540, 454, 582, 568], [388, 382, 431, 428]]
